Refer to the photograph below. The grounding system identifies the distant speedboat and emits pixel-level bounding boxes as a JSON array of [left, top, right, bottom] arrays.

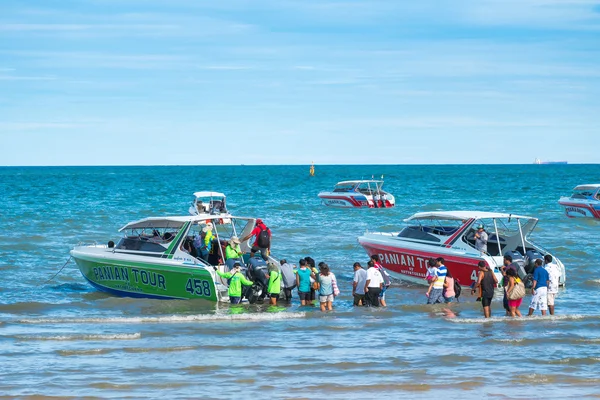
[[358, 211, 566, 288], [558, 184, 600, 219], [189, 191, 228, 216], [318, 179, 395, 208]]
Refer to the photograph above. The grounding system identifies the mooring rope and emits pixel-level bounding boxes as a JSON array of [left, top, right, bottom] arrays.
[[40, 256, 73, 286]]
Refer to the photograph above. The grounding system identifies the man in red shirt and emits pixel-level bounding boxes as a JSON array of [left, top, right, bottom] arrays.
[[242, 218, 271, 261]]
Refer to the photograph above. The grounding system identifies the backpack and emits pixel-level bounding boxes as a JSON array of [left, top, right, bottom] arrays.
[[257, 227, 271, 248], [453, 278, 462, 301]]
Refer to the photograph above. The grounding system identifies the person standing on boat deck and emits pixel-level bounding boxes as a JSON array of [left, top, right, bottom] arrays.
[[216, 262, 253, 304], [471, 261, 497, 318], [364, 261, 383, 307], [426, 257, 447, 304], [528, 259, 550, 316], [241, 219, 271, 261], [371, 254, 390, 307], [474, 225, 488, 253], [544, 254, 560, 315], [265, 262, 281, 305], [225, 236, 244, 261], [199, 225, 214, 262], [352, 262, 368, 306], [296, 259, 313, 305]]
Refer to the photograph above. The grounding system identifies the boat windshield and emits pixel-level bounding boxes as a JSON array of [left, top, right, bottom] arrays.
[[333, 183, 356, 192], [571, 189, 598, 199]]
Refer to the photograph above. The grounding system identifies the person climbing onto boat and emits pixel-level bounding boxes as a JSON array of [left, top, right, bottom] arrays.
[[225, 236, 243, 261], [216, 262, 253, 304], [266, 262, 281, 305], [471, 261, 497, 318], [242, 219, 271, 261]]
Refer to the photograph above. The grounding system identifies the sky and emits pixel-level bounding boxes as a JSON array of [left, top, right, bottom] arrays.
[[1, 0, 599, 166]]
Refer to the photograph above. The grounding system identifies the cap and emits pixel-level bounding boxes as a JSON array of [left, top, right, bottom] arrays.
[[256, 218, 263, 225], [477, 224, 484, 229]]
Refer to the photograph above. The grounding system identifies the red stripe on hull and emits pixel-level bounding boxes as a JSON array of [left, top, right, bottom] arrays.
[[360, 242, 483, 287], [559, 202, 600, 219]]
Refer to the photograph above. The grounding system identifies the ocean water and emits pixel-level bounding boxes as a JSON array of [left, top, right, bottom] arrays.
[[1, 164, 600, 399]]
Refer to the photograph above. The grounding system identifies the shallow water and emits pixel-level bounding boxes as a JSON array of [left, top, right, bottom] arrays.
[[1, 164, 600, 399]]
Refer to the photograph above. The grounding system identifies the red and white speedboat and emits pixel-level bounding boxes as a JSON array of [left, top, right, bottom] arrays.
[[318, 180, 395, 208], [358, 211, 566, 287], [558, 184, 600, 219]]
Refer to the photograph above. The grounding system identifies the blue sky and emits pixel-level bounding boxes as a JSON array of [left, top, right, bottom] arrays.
[[1, 0, 599, 166]]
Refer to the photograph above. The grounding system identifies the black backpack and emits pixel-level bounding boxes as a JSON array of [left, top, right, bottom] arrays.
[[257, 227, 271, 248], [453, 278, 462, 301]]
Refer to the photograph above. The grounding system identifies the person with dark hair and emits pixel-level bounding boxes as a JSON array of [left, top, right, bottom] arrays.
[[371, 254, 390, 307], [426, 257, 447, 304], [317, 263, 337, 312], [528, 259, 549, 316], [443, 269, 456, 303], [505, 268, 523, 317], [296, 258, 313, 305], [500, 254, 517, 315], [352, 262, 367, 306], [305, 256, 318, 305], [241, 218, 271, 261], [471, 261, 497, 318], [364, 260, 383, 307]]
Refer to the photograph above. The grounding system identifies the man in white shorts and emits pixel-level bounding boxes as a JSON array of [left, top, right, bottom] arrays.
[[544, 254, 560, 315], [528, 259, 549, 316]]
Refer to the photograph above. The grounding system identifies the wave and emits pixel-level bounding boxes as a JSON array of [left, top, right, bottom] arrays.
[[447, 314, 591, 323], [14, 332, 141, 341], [16, 311, 307, 325]]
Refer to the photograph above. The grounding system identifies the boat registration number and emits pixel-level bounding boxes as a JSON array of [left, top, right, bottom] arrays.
[[185, 278, 212, 298]]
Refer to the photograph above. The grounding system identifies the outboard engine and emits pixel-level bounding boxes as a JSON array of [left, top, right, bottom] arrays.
[[244, 257, 269, 304], [525, 249, 544, 274], [504, 250, 527, 279]]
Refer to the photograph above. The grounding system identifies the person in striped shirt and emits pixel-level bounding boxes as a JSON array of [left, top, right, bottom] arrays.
[[426, 257, 447, 304]]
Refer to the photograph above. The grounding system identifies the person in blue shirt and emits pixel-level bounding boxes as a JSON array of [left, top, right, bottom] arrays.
[[295, 259, 314, 306], [528, 259, 550, 316]]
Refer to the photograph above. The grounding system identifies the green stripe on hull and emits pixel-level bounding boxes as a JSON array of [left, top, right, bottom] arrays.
[[74, 257, 218, 301]]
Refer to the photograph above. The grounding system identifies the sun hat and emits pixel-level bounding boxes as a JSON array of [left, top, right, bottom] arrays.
[[202, 226, 209, 233], [230, 236, 241, 245]]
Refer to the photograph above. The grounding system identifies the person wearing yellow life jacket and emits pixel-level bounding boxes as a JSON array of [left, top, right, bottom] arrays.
[[216, 263, 253, 304]]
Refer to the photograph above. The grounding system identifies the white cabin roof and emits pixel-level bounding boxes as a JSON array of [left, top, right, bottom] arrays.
[[405, 211, 535, 222], [193, 191, 226, 198], [336, 180, 383, 185], [573, 184, 600, 191], [120, 215, 252, 231]]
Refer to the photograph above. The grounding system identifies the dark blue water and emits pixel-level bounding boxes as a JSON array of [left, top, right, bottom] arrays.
[[1, 164, 600, 399]]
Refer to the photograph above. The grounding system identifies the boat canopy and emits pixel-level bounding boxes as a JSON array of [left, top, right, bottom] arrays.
[[119, 215, 253, 231], [193, 191, 226, 198], [404, 211, 535, 222], [573, 184, 600, 191]]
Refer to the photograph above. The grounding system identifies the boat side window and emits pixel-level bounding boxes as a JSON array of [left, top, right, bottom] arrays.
[[333, 184, 354, 193], [398, 226, 441, 242], [116, 237, 167, 253]]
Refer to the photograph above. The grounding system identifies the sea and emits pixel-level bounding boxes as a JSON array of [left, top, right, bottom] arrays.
[[1, 164, 600, 399]]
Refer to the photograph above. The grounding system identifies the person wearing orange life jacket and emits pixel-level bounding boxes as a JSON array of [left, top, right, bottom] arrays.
[[241, 218, 271, 261]]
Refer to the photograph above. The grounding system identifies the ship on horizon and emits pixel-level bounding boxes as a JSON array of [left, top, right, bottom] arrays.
[[534, 158, 568, 165]]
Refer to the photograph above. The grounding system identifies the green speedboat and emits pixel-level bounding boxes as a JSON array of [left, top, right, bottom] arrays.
[[71, 213, 270, 302]]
